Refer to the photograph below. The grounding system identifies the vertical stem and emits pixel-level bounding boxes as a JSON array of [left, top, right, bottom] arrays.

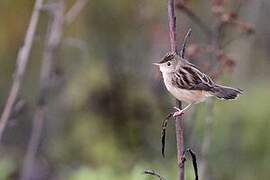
[[175, 100, 184, 180], [0, 0, 44, 142], [19, 0, 88, 178], [20, 1, 65, 180], [19, 108, 46, 180], [167, 0, 177, 53], [167, 1, 185, 180]]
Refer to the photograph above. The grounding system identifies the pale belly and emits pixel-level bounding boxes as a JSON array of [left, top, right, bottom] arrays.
[[163, 76, 212, 104]]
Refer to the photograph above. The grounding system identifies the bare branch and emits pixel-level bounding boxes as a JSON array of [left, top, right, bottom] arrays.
[[143, 169, 167, 180], [161, 112, 173, 157], [19, 108, 46, 180], [0, 0, 44, 142], [167, 1, 185, 180], [20, 1, 65, 180], [180, 28, 192, 58], [65, 0, 89, 25], [185, 148, 199, 180], [168, 0, 177, 53], [175, 100, 185, 180]]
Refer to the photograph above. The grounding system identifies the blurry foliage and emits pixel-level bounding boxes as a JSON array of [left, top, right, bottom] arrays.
[[0, 0, 269, 180], [0, 156, 16, 180]]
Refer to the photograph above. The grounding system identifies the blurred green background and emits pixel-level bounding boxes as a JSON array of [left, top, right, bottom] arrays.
[[0, 0, 270, 179]]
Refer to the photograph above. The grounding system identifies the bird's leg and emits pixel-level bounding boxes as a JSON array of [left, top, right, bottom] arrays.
[[173, 103, 193, 117]]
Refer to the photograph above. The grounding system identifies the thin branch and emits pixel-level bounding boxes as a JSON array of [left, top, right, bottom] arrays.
[[185, 148, 199, 180], [180, 28, 192, 58], [21, 0, 89, 178], [0, 0, 44, 142], [144, 169, 167, 180], [167, 1, 185, 180], [161, 112, 173, 157], [19, 108, 46, 180], [20, 1, 65, 180], [168, 0, 177, 53], [65, 0, 89, 25], [175, 100, 185, 180]]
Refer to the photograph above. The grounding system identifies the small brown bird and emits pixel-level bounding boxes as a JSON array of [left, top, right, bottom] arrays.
[[154, 52, 242, 117]]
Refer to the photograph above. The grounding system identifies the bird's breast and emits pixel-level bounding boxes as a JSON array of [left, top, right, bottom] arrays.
[[162, 73, 210, 104]]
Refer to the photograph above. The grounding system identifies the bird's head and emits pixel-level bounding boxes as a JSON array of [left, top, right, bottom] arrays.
[[153, 52, 179, 73]]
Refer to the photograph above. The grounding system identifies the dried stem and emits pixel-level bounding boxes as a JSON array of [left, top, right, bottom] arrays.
[[175, 100, 185, 180], [167, 1, 185, 180], [180, 28, 192, 58], [0, 0, 44, 142], [20, 1, 65, 180], [185, 148, 199, 180], [168, 0, 177, 53], [19, 0, 89, 178], [144, 169, 167, 180], [161, 112, 173, 157], [19, 107, 46, 180], [167, 1, 186, 180]]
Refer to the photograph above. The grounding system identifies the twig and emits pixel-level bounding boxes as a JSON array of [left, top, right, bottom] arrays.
[[20, 0, 90, 178], [167, 1, 185, 180], [161, 112, 173, 157], [143, 169, 167, 180], [65, 0, 89, 25], [185, 148, 199, 180], [175, 100, 185, 180], [0, 0, 44, 142], [19, 108, 46, 180], [168, 0, 177, 53], [20, 2, 65, 180], [180, 28, 192, 58]]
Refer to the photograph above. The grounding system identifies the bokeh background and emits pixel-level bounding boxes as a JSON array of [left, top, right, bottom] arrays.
[[0, 0, 269, 179]]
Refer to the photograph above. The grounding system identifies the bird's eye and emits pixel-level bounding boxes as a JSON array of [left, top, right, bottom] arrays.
[[167, 62, 171, 66]]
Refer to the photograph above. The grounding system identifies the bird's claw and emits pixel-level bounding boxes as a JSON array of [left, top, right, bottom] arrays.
[[173, 107, 184, 117]]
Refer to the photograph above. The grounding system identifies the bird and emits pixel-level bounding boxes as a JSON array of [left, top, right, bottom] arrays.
[[153, 52, 242, 117]]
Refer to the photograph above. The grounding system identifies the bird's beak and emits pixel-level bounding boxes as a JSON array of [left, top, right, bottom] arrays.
[[152, 63, 160, 66]]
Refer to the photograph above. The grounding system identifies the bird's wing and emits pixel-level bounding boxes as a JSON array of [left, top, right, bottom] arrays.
[[172, 64, 215, 91]]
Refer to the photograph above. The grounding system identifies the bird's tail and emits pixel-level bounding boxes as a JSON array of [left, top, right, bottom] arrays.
[[211, 85, 243, 100]]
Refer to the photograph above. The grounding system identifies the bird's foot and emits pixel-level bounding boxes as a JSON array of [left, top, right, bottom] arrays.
[[173, 107, 184, 117]]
